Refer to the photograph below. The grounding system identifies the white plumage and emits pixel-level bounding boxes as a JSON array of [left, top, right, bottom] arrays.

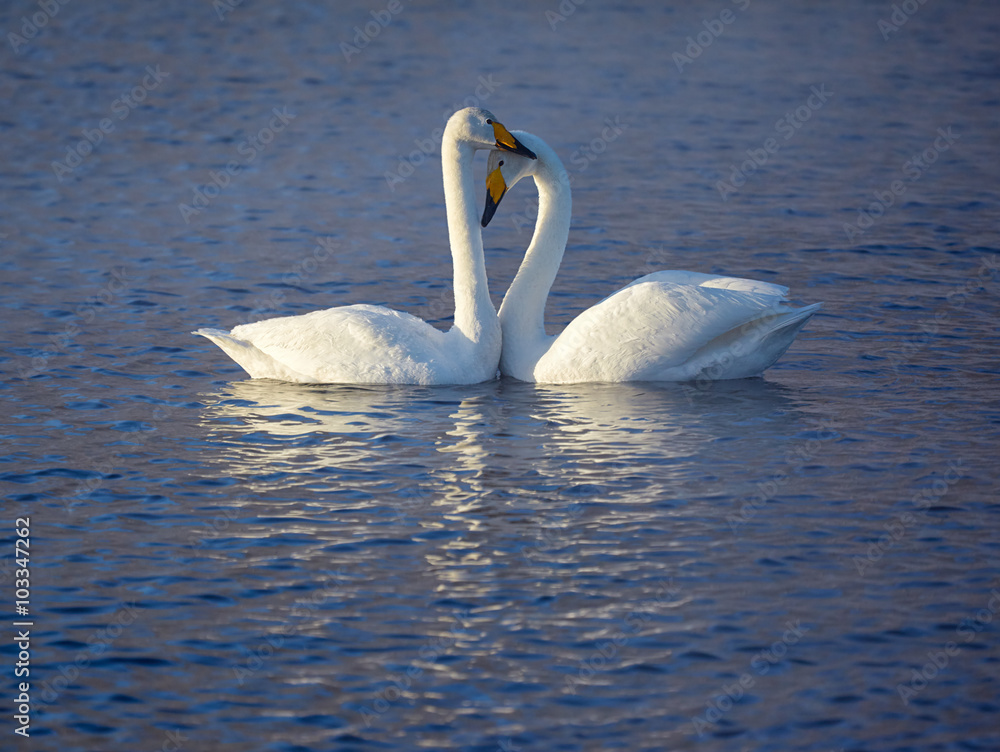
[[483, 132, 821, 384]]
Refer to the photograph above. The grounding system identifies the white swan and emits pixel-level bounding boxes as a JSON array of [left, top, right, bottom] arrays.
[[193, 108, 536, 385], [481, 131, 821, 383]]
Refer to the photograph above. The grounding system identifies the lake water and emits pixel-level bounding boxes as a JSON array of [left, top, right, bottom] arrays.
[[2, 1, 999, 750]]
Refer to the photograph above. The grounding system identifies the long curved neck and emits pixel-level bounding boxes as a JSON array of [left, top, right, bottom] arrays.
[[441, 132, 495, 342], [498, 152, 572, 374]]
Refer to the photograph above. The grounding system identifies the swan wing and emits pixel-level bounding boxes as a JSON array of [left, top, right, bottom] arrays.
[[196, 305, 469, 384], [622, 270, 790, 299], [534, 281, 819, 383]]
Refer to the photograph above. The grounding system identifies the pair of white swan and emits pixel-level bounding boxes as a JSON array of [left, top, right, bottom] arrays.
[[195, 108, 819, 385]]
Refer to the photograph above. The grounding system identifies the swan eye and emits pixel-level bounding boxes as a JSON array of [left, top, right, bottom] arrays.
[[486, 119, 493, 125], [499, 160, 504, 166]]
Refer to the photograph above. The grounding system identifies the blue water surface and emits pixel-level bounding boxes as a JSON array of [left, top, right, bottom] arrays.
[[2, 2, 999, 751]]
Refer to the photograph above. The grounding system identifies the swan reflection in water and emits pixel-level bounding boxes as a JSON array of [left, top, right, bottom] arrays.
[[196, 378, 820, 508], [194, 378, 829, 615]]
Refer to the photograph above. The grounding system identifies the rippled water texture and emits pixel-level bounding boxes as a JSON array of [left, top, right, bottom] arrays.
[[2, 1, 999, 750]]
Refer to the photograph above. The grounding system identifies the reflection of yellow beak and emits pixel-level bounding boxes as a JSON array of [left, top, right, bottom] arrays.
[[490, 120, 537, 159], [481, 162, 508, 228]]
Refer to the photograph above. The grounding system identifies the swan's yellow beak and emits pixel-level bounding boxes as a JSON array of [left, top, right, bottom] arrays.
[[491, 120, 537, 159], [481, 162, 508, 228]]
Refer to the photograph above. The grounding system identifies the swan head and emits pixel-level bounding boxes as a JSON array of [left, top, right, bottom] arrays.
[[445, 107, 538, 158], [481, 133, 543, 227]]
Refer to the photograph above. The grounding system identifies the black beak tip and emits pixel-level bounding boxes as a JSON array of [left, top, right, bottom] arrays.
[[481, 200, 498, 228], [499, 137, 536, 161], [517, 144, 538, 160]]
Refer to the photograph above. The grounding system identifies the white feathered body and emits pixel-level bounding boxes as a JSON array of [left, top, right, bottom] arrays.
[[491, 131, 821, 385], [516, 270, 819, 383], [195, 304, 497, 385]]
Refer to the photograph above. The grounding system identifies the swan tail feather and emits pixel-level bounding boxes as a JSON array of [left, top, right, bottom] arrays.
[[686, 303, 821, 381], [193, 328, 311, 382]]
